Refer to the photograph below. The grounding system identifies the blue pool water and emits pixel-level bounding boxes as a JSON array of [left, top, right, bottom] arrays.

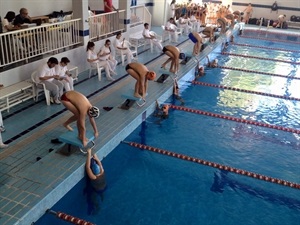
[[36, 32, 300, 225]]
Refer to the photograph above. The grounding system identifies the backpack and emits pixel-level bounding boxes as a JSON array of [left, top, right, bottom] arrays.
[[271, 2, 278, 11]]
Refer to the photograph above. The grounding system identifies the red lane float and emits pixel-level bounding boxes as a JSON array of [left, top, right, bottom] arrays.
[[47, 210, 95, 225], [218, 65, 300, 80], [169, 104, 300, 134], [240, 35, 300, 45], [125, 141, 300, 190], [232, 43, 300, 53], [191, 80, 300, 101], [221, 52, 300, 65]]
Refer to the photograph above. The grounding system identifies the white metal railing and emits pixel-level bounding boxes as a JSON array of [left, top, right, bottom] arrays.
[[129, 5, 152, 28], [89, 10, 126, 41], [0, 19, 81, 67]]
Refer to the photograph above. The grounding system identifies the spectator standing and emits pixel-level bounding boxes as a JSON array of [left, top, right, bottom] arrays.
[[103, 0, 117, 13], [277, 14, 286, 28], [243, 3, 253, 24], [170, 0, 177, 19]]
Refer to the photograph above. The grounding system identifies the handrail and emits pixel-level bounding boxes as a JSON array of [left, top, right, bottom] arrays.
[[129, 5, 151, 28], [0, 18, 81, 67], [88, 9, 126, 41]]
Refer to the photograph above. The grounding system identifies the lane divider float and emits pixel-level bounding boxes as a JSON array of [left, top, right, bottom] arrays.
[[231, 43, 300, 53], [169, 104, 300, 134], [191, 80, 300, 101], [243, 29, 300, 38], [240, 35, 300, 45], [217, 65, 300, 80], [124, 141, 300, 190], [46, 209, 95, 225], [221, 52, 300, 65]]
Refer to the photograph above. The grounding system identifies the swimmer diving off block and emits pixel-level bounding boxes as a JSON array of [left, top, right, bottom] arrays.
[[59, 90, 100, 150]]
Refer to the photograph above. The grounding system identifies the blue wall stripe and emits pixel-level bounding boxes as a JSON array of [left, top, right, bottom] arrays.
[[145, 2, 154, 7], [79, 29, 89, 37]]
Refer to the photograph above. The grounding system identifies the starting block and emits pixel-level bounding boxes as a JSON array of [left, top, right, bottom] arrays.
[[58, 129, 95, 154], [120, 91, 146, 110], [156, 74, 170, 83], [180, 56, 192, 65]]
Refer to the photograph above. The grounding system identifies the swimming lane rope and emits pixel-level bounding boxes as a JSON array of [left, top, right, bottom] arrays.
[[191, 80, 300, 101], [221, 52, 300, 65], [231, 43, 300, 53], [47, 209, 95, 225], [244, 29, 300, 38], [217, 65, 300, 80], [169, 105, 300, 134], [240, 35, 300, 45], [124, 141, 300, 190]]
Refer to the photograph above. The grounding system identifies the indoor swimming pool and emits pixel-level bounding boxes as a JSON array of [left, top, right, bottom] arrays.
[[35, 31, 300, 225]]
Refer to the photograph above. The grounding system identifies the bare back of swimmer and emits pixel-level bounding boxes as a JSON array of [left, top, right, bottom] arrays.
[[189, 32, 203, 55], [61, 90, 99, 147], [126, 62, 156, 99], [161, 45, 180, 73], [202, 27, 215, 43]]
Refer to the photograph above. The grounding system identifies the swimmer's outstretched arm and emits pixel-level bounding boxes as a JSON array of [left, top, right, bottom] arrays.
[[86, 149, 96, 180]]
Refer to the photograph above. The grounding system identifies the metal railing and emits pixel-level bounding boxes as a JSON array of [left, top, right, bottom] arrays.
[[88, 10, 126, 41], [0, 18, 81, 67], [130, 5, 151, 28]]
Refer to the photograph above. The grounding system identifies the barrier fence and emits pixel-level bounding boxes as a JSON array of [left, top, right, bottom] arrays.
[[88, 10, 126, 41], [0, 19, 81, 67]]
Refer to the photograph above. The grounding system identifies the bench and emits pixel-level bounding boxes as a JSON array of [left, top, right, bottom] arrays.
[[286, 21, 300, 29], [0, 81, 35, 112]]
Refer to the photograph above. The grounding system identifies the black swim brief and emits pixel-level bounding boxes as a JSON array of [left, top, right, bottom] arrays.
[[162, 47, 168, 53]]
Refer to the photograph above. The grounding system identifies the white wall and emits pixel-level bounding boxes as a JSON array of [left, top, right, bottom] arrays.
[[88, 0, 119, 11]]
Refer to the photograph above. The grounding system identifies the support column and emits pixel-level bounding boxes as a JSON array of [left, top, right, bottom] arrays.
[[119, 0, 132, 36], [72, 0, 90, 46]]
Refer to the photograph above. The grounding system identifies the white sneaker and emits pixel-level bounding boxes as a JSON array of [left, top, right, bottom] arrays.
[[110, 70, 117, 76], [54, 99, 61, 104], [50, 97, 54, 104], [0, 143, 8, 149], [107, 77, 115, 81], [0, 126, 5, 132]]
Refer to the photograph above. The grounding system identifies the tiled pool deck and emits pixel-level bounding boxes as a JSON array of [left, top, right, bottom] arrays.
[[3, 25, 292, 224]]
